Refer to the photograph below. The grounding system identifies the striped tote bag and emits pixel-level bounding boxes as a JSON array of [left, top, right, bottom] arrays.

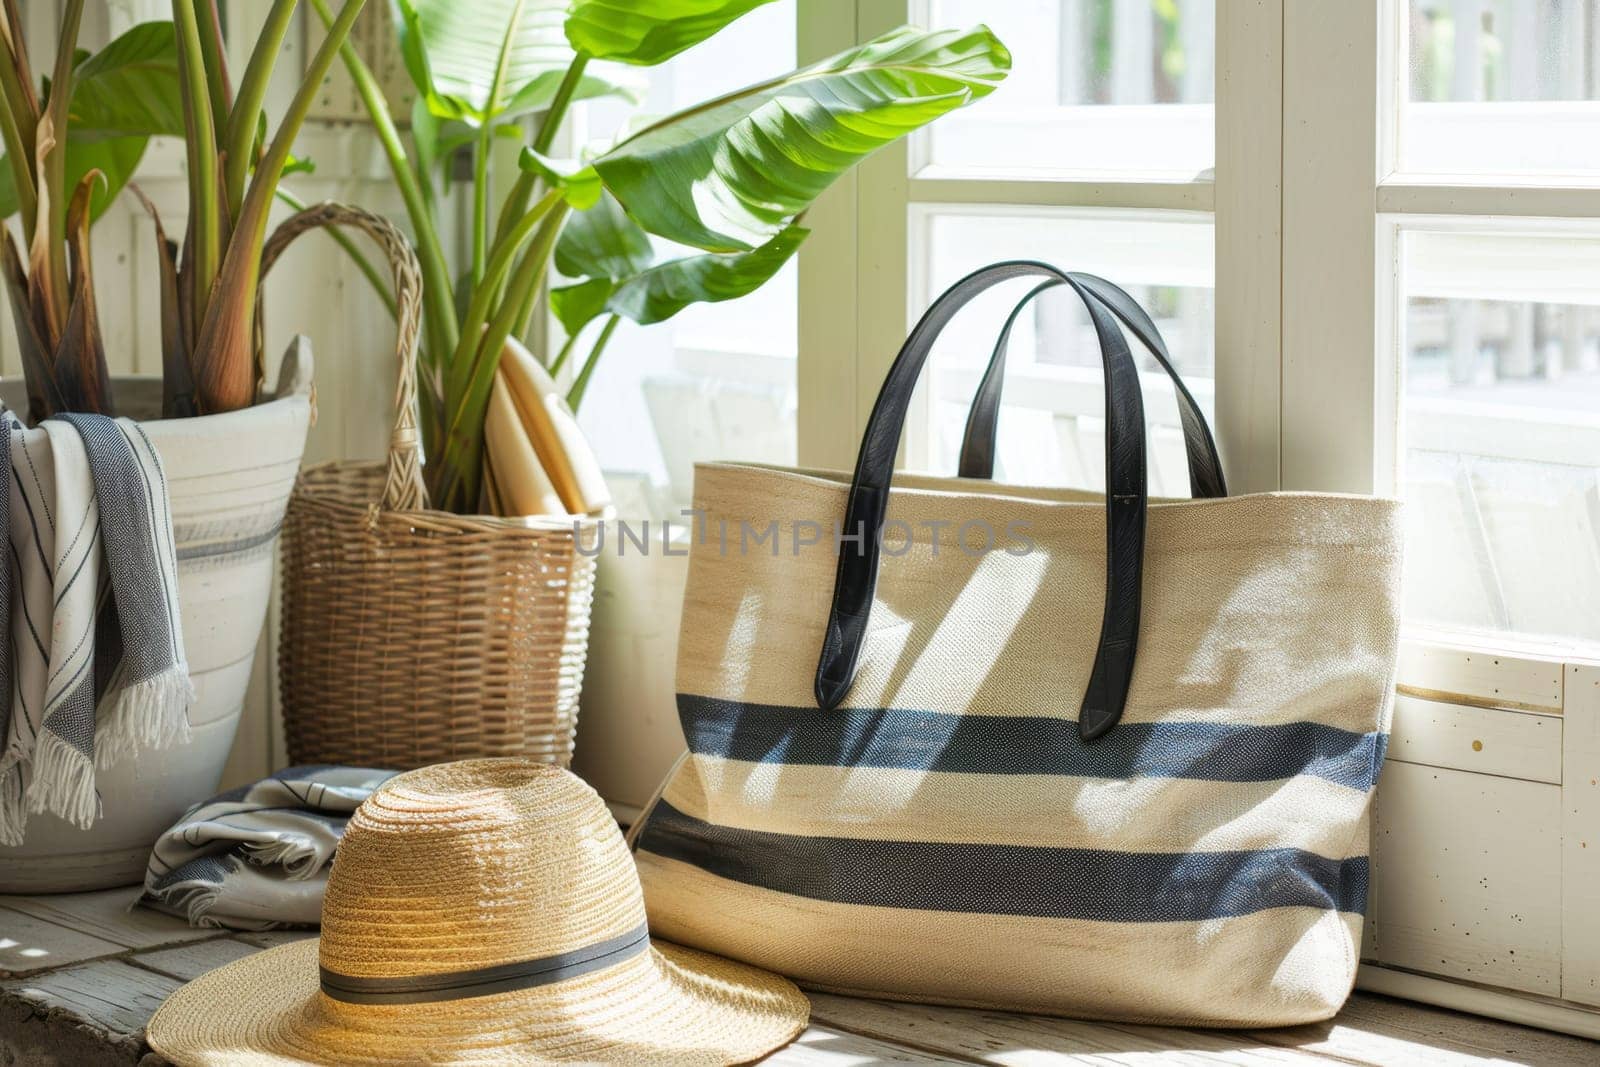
[[631, 262, 1401, 1027]]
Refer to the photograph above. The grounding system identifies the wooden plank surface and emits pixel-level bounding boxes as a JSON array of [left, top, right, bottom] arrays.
[[765, 1024, 984, 1064], [1, 888, 212, 950], [233, 928, 318, 950], [3, 889, 1599, 1066], [3, 957, 178, 1037], [130, 937, 261, 982], [806, 993, 1339, 1066], [0, 903, 124, 977], [1, 957, 180, 1065], [1246, 990, 1600, 1067]]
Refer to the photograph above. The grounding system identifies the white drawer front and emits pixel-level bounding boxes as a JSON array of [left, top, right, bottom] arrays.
[[1366, 760, 1562, 997], [1389, 694, 1561, 784]]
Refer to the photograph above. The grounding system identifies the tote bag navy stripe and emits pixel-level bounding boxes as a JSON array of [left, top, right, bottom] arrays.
[[632, 263, 1401, 1026], [638, 801, 1371, 922], [674, 694, 1388, 789]]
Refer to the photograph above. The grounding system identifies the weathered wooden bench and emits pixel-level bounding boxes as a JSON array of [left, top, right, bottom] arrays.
[[4, 886, 1598, 1065]]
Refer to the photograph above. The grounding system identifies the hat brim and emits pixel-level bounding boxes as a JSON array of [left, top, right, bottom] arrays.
[[147, 936, 808, 1066]]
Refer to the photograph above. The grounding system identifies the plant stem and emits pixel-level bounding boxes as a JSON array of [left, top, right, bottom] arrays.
[[34, 0, 86, 341], [512, 262, 544, 338], [444, 187, 562, 407], [274, 187, 397, 317], [548, 323, 582, 377], [532, 53, 589, 155], [242, 0, 368, 244], [473, 0, 526, 286], [222, 0, 296, 219], [492, 170, 535, 249], [0, 0, 37, 119], [479, 206, 569, 377], [191, 0, 369, 414], [486, 168, 535, 312], [197, 0, 232, 141], [172, 0, 220, 332], [308, 0, 459, 403], [0, 2, 36, 238], [438, 203, 568, 510], [566, 314, 617, 411], [408, 98, 438, 211], [471, 140, 490, 285], [0, 94, 34, 240]]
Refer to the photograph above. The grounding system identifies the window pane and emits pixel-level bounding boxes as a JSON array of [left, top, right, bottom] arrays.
[[1401, 226, 1600, 650], [915, 0, 1215, 178], [910, 209, 1214, 492], [1403, 0, 1600, 175], [569, 2, 796, 518]]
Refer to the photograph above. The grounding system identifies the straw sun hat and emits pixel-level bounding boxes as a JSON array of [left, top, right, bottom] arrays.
[[147, 759, 809, 1065]]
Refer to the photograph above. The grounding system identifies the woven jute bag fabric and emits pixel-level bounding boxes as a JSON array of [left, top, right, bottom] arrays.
[[147, 759, 809, 1065], [272, 204, 597, 769], [631, 265, 1402, 1026]]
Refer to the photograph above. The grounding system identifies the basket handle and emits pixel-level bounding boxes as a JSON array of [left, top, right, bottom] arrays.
[[260, 202, 429, 512]]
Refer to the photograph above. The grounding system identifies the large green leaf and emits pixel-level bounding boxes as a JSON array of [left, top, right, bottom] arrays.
[[553, 189, 654, 280], [518, 147, 601, 209], [0, 135, 145, 221], [608, 222, 806, 324], [550, 276, 614, 336], [67, 21, 183, 139], [553, 221, 806, 338], [396, 0, 642, 125], [566, 0, 777, 66], [594, 24, 1009, 251], [0, 20, 180, 221]]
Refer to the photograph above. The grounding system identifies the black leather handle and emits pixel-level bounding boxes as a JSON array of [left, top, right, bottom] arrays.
[[814, 261, 1150, 741], [958, 273, 1226, 499]]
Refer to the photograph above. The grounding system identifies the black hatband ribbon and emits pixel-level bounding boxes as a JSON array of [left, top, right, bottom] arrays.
[[318, 921, 651, 1005]]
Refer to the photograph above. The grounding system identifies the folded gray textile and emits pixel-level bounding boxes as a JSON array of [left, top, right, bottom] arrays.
[[0, 408, 193, 845], [141, 765, 398, 930]]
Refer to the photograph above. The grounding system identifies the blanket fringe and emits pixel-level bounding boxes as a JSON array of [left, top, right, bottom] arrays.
[[152, 879, 227, 928], [242, 837, 321, 878], [142, 855, 292, 930], [0, 766, 25, 846], [95, 667, 195, 771], [24, 732, 99, 829]]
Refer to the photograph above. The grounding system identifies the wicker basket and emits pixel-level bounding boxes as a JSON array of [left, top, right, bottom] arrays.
[[274, 203, 597, 769]]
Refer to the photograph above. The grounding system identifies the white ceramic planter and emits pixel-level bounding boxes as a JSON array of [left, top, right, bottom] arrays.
[[571, 533, 692, 817], [0, 342, 314, 892]]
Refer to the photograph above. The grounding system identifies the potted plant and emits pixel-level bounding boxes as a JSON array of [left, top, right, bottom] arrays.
[[0, 0, 371, 892], [277, 0, 1007, 783]]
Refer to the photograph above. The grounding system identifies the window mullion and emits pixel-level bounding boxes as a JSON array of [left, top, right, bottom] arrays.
[[1280, 0, 1388, 494], [1215, 0, 1286, 494], [796, 0, 866, 470], [856, 0, 917, 467]]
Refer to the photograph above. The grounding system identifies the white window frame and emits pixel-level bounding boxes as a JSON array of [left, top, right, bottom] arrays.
[[1286, 2, 1599, 1032], [795, 0, 1600, 1037]]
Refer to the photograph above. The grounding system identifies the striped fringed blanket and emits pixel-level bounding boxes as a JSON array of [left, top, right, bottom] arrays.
[[141, 766, 398, 929], [0, 408, 194, 844]]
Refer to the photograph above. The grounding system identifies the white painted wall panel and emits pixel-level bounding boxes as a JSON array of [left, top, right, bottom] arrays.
[[1562, 665, 1600, 1007]]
